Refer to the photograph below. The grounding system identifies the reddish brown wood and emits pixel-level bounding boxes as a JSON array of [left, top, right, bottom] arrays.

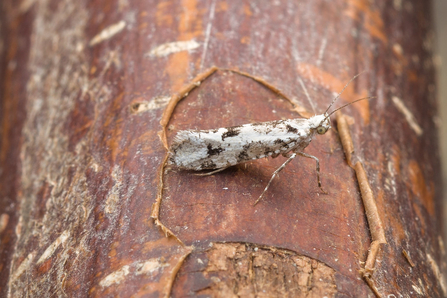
[[0, 0, 444, 297]]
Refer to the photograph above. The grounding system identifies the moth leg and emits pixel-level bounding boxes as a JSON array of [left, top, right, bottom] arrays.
[[253, 153, 297, 206], [281, 150, 294, 158], [296, 151, 328, 194], [194, 167, 229, 176]]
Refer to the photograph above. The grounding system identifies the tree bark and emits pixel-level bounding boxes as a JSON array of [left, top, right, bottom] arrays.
[[0, 0, 445, 297]]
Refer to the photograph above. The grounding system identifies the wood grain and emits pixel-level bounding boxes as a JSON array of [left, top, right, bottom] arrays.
[[0, 0, 444, 297]]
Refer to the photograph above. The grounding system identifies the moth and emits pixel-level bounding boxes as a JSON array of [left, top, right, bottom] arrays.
[[168, 75, 371, 205]]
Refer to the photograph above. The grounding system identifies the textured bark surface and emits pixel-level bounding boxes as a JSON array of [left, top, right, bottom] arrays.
[[0, 0, 445, 297]]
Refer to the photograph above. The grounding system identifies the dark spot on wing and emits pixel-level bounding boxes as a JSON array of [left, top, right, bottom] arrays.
[[256, 120, 285, 134], [237, 151, 249, 162], [274, 138, 283, 144], [286, 124, 298, 133], [221, 126, 241, 140], [201, 160, 217, 169], [271, 120, 285, 128], [237, 144, 251, 162], [207, 144, 223, 156], [264, 148, 273, 156]]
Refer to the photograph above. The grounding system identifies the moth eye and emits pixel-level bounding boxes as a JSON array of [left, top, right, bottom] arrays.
[[317, 126, 327, 134]]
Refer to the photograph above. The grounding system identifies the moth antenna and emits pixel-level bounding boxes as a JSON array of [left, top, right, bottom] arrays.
[[324, 71, 366, 115], [298, 77, 317, 114], [323, 96, 375, 122]]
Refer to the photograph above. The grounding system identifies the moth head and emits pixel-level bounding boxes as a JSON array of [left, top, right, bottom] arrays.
[[316, 125, 328, 135]]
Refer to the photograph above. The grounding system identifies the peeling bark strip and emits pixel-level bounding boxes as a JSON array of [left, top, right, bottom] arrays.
[[159, 67, 219, 149], [336, 112, 386, 298], [225, 68, 312, 118], [195, 243, 337, 298], [335, 112, 354, 167]]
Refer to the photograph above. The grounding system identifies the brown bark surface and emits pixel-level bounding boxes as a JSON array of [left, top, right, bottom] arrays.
[[0, 0, 445, 297]]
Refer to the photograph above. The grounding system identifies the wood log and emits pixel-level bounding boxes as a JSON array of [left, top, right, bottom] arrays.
[[0, 0, 444, 297]]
